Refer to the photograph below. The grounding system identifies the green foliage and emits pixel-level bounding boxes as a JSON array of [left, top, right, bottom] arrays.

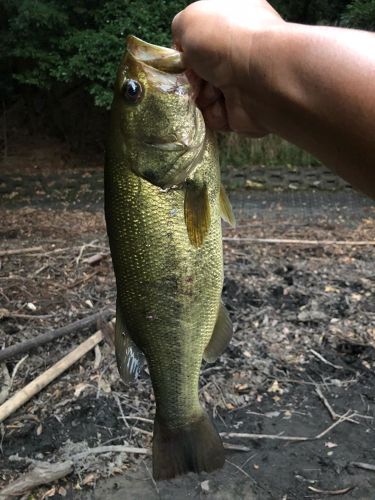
[[219, 134, 319, 169], [269, 0, 351, 24], [341, 0, 375, 30], [1, 0, 189, 107]]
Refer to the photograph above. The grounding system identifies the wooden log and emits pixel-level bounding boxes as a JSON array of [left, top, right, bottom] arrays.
[[0, 461, 73, 496], [0, 308, 112, 363], [0, 321, 114, 423]]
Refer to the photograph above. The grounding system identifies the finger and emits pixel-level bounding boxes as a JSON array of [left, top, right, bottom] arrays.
[[202, 98, 230, 131], [184, 69, 202, 101], [171, 11, 184, 47], [196, 82, 222, 109]]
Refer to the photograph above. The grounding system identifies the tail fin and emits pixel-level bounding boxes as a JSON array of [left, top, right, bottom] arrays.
[[152, 412, 225, 480]]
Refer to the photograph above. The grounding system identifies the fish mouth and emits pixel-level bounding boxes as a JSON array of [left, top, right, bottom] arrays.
[[127, 35, 184, 73]]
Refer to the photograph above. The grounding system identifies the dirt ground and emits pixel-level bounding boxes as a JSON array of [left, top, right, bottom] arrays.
[[0, 166, 374, 499]]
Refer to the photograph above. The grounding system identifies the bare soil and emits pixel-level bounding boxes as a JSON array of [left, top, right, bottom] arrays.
[[0, 167, 374, 500]]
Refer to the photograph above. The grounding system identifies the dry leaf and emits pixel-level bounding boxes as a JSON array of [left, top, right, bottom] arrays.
[[325, 442, 338, 448], [201, 480, 210, 493], [74, 383, 90, 398], [82, 473, 96, 486], [268, 380, 283, 394], [41, 486, 56, 499]]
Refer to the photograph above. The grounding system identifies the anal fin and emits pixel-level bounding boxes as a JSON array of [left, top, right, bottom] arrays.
[[219, 183, 235, 227], [115, 300, 144, 382], [184, 181, 210, 248], [203, 302, 233, 363]]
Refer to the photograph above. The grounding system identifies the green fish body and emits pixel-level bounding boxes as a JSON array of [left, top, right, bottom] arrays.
[[105, 36, 234, 480]]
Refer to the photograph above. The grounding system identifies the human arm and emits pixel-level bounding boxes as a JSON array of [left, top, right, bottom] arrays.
[[172, 0, 375, 198]]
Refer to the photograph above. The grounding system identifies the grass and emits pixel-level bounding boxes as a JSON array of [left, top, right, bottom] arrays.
[[218, 133, 320, 170]]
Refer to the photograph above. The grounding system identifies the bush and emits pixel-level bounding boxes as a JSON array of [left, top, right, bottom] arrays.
[[1, 0, 189, 108], [341, 0, 375, 30]]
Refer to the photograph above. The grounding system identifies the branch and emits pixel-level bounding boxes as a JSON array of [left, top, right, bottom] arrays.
[[0, 308, 112, 363], [0, 320, 114, 423], [0, 461, 73, 497], [223, 237, 375, 246]]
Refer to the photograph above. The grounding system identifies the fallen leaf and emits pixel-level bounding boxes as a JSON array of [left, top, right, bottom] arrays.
[[268, 380, 283, 394], [82, 473, 96, 486], [325, 442, 338, 448], [201, 480, 210, 493], [74, 383, 90, 398]]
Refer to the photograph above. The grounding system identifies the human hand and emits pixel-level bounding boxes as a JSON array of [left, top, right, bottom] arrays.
[[172, 0, 285, 136]]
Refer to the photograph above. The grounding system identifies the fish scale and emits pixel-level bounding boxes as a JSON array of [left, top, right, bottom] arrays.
[[105, 35, 234, 480]]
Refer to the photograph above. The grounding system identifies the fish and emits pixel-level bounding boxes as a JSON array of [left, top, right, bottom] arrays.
[[104, 35, 235, 480]]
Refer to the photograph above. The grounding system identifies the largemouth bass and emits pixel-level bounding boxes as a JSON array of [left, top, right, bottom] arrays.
[[105, 35, 235, 480]]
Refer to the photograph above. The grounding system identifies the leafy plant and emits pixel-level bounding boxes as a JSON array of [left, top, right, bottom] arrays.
[[341, 0, 375, 30]]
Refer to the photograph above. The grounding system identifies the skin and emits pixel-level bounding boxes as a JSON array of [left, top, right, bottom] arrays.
[[172, 0, 375, 198]]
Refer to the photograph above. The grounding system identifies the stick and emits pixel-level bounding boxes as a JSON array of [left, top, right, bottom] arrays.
[[351, 462, 375, 472], [0, 461, 73, 497], [223, 237, 375, 246], [310, 349, 343, 370], [307, 485, 354, 495], [0, 246, 43, 257], [221, 410, 355, 443], [0, 321, 114, 423], [0, 363, 11, 405], [70, 445, 151, 461], [0, 309, 112, 363], [221, 432, 310, 442], [223, 443, 252, 452]]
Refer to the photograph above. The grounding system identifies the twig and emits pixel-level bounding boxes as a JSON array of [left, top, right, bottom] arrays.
[[223, 237, 375, 246], [315, 410, 354, 439], [310, 349, 343, 370], [9, 355, 28, 393], [0, 246, 43, 257], [132, 426, 153, 436], [70, 445, 150, 461], [120, 416, 154, 424], [114, 394, 129, 428], [315, 386, 359, 424], [351, 462, 375, 472], [221, 410, 356, 443], [315, 385, 338, 420], [307, 485, 354, 495], [223, 443, 251, 452], [221, 432, 310, 442], [143, 461, 159, 495], [0, 364, 11, 405], [225, 459, 256, 482], [0, 321, 114, 423], [0, 308, 112, 362]]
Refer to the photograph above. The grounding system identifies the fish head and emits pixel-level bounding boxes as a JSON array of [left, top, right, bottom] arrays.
[[110, 35, 206, 188]]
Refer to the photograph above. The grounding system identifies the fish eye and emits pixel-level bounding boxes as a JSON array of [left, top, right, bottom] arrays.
[[122, 79, 143, 104]]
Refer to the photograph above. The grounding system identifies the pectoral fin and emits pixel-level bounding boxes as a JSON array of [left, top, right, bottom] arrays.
[[219, 184, 235, 227], [115, 300, 144, 382], [203, 302, 233, 363], [184, 181, 210, 248]]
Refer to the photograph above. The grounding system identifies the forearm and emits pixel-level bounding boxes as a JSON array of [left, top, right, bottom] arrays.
[[250, 25, 375, 197]]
